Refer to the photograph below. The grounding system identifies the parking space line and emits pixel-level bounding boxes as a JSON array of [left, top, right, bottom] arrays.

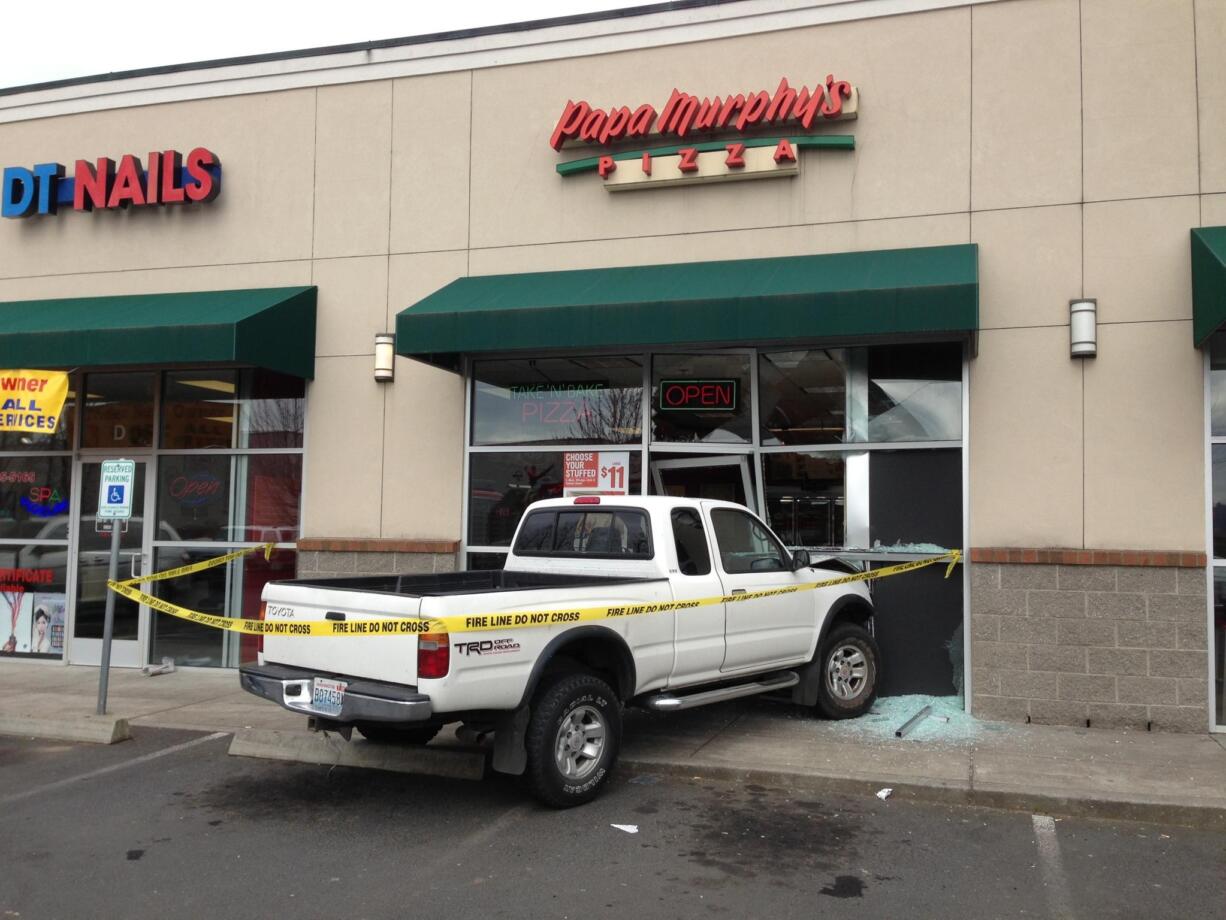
[[1032, 813, 1076, 920], [0, 731, 229, 806]]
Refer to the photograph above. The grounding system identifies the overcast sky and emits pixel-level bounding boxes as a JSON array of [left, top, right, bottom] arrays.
[[0, 0, 642, 90]]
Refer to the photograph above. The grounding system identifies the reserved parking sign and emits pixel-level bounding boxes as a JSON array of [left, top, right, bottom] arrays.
[[97, 459, 136, 520]]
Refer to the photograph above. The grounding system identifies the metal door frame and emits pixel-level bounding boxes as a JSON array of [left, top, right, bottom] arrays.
[[649, 455, 756, 513], [66, 454, 156, 667]]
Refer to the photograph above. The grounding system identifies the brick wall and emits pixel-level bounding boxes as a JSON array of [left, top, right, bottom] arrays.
[[970, 563, 1209, 732]]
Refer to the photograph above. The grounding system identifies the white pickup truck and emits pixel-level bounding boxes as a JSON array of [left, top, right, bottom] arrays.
[[240, 496, 879, 806]]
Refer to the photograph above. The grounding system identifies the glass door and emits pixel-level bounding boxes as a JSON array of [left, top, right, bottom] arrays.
[[650, 455, 756, 512], [68, 459, 154, 667]]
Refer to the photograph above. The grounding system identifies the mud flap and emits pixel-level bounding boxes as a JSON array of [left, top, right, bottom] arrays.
[[791, 658, 823, 708], [492, 705, 529, 775]]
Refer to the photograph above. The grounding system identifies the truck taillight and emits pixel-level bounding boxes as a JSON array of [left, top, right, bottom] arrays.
[[257, 601, 267, 655], [417, 632, 450, 679], [573, 496, 600, 504]]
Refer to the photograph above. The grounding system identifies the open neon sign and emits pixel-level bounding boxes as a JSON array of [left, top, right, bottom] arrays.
[[658, 379, 738, 412]]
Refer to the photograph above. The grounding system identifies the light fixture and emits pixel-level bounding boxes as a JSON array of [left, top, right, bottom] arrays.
[[1070, 299, 1097, 358], [374, 333, 395, 382]]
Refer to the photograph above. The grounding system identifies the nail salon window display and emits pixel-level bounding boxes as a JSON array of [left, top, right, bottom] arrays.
[[0, 399, 73, 659]]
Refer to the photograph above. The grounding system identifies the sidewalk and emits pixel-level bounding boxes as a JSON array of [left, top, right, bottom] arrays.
[[2, 663, 1224, 829]]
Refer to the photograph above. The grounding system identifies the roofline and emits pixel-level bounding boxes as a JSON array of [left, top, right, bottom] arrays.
[[0, 0, 1003, 125], [0, 0, 728, 97]]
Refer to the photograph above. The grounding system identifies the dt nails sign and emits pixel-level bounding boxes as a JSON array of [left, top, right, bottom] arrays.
[[551, 76, 857, 191], [2, 147, 221, 218]]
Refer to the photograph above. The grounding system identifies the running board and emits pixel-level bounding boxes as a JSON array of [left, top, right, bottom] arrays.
[[639, 671, 799, 712]]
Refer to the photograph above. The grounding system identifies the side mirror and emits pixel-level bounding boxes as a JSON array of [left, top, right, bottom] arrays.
[[791, 549, 811, 571]]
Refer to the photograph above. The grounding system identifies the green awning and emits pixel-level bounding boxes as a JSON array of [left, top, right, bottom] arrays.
[[396, 244, 978, 368], [0, 286, 317, 378], [1193, 227, 1226, 346]]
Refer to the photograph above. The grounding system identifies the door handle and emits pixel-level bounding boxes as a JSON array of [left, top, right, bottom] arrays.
[[731, 588, 747, 595], [128, 553, 143, 579]]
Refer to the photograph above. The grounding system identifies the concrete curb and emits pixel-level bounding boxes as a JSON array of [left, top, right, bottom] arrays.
[[620, 757, 1226, 832], [227, 729, 486, 781], [0, 714, 131, 745]]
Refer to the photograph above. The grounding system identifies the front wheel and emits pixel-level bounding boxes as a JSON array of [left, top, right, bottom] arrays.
[[815, 623, 880, 719], [525, 672, 621, 808]]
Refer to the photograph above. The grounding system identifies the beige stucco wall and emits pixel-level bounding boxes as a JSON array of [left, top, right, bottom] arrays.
[[0, 0, 1217, 552]]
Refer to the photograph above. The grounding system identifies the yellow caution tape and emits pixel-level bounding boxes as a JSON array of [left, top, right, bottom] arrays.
[[107, 547, 962, 638], [112, 542, 276, 588]]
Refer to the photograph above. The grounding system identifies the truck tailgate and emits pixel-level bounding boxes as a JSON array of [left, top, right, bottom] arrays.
[[260, 583, 427, 685]]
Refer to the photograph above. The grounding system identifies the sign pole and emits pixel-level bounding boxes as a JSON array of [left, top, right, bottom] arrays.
[[95, 521, 122, 715], [94, 458, 135, 717]]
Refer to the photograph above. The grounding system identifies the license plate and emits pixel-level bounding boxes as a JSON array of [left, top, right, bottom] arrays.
[[312, 678, 346, 717]]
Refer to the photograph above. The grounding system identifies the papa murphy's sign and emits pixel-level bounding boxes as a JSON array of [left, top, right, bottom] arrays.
[[551, 76, 857, 190], [2, 147, 221, 219]]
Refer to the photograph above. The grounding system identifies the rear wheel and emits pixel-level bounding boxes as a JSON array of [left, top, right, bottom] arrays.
[[815, 623, 880, 719], [525, 672, 621, 808], [355, 723, 440, 745]]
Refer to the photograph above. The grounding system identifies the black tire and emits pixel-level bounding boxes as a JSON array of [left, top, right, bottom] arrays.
[[355, 723, 441, 745], [525, 672, 621, 808], [815, 623, 880, 719]]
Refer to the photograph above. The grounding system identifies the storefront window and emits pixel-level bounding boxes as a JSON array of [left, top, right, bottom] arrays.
[[0, 396, 74, 452], [1213, 445, 1226, 560], [1210, 337, 1226, 437], [759, 349, 848, 446], [0, 456, 71, 540], [464, 346, 965, 698], [149, 547, 296, 668], [652, 353, 751, 444], [1214, 569, 1225, 728], [238, 453, 302, 540], [0, 542, 68, 658], [468, 451, 641, 547], [762, 452, 845, 549], [161, 370, 238, 449], [472, 357, 642, 446], [157, 454, 230, 541], [162, 369, 305, 450], [81, 372, 155, 448], [861, 343, 961, 443]]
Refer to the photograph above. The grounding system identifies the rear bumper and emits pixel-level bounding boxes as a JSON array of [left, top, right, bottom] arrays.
[[239, 663, 434, 724]]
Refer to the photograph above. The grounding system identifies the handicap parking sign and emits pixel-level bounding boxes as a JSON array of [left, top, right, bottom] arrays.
[[97, 460, 136, 520]]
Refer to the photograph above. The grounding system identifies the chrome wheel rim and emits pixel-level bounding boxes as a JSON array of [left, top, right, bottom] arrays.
[[825, 644, 869, 701], [554, 704, 606, 780]]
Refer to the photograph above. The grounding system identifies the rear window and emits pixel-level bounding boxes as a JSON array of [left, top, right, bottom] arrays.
[[513, 509, 653, 558]]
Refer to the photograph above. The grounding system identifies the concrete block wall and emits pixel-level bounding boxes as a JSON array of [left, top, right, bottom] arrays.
[[970, 562, 1209, 732], [297, 550, 458, 580]]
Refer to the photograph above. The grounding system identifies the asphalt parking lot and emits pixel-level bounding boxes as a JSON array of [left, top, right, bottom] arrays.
[[2, 728, 1224, 920]]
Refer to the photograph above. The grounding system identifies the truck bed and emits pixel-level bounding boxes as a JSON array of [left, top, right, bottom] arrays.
[[271, 570, 663, 598]]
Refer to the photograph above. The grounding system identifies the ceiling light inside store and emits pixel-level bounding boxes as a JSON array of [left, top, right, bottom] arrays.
[[206, 416, 234, 423]]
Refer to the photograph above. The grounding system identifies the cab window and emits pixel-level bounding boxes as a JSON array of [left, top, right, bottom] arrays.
[[710, 509, 789, 574], [670, 508, 711, 576]]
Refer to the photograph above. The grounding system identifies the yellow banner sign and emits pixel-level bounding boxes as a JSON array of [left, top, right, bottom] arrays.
[[0, 370, 68, 434]]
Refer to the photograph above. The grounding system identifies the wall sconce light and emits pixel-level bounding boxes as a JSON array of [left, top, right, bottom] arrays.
[[1070, 299, 1097, 358], [374, 333, 395, 382]]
